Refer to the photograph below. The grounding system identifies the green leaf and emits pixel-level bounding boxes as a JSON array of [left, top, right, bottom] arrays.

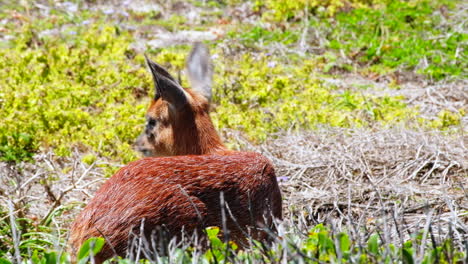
[[402, 248, 414, 264], [338, 232, 350, 253], [206, 226, 223, 249], [44, 252, 58, 264], [0, 258, 12, 264], [367, 234, 379, 255], [77, 237, 105, 263], [31, 250, 43, 264], [318, 232, 335, 254], [206, 226, 220, 239]]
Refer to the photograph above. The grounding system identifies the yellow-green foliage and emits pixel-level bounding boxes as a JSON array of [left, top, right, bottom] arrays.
[[260, 0, 389, 20], [0, 5, 457, 163], [0, 23, 148, 162], [428, 109, 463, 129], [211, 54, 416, 142]]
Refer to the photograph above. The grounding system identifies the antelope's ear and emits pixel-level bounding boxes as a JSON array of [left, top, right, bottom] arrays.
[[186, 42, 213, 101], [145, 55, 188, 110]]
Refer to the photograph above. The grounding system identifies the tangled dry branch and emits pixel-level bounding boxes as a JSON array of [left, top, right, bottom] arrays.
[[227, 127, 467, 251]]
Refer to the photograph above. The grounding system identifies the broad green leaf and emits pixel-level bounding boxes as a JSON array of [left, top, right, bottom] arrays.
[[367, 234, 379, 255], [0, 258, 12, 264], [205, 226, 220, 239], [44, 252, 58, 264], [402, 248, 414, 264], [338, 232, 350, 253], [205, 226, 224, 249], [77, 237, 105, 263]]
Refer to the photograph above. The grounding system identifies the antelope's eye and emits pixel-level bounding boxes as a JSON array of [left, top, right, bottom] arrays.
[[147, 118, 156, 128], [145, 118, 157, 135]]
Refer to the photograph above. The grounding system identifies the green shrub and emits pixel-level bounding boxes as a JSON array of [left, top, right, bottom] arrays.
[[0, 22, 148, 163]]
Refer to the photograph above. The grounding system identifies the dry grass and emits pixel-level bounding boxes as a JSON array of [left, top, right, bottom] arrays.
[[0, 151, 110, 234], [227, 127, 467, 251]]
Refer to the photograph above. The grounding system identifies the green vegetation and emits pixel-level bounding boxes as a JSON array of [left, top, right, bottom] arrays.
[[238, 0, 467, 80], [212, 54, 418, 142], [1, 0, 464, 162], [0, 22, 148, 163], [259, 0, 375, 20], [323, 1, 466, 79], [1, 225, 465, 263]]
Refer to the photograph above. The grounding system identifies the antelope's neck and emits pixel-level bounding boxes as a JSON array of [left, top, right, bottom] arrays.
[[174, 104, 230, 156], [191, 131, 229, 156], [173, 123, 229, 156], [196, 116, 230, 155]]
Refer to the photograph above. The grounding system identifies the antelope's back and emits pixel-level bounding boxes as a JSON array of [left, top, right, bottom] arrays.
[[69, 151, 281, 259]]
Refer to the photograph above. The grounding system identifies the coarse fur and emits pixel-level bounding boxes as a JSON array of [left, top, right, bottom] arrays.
[[69, 43, 282, 263], [69, 153, 281, 263]]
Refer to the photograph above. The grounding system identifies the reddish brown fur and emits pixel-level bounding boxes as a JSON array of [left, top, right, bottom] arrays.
[[69, 43, 282, 263], [133, 43, 225, 158], [69, 153, 282, 262], [138, 89, 225, 156]]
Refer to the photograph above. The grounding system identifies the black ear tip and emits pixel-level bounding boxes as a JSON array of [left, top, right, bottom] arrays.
[[144, 55, 170, 79], [144, 54, 155, 67]]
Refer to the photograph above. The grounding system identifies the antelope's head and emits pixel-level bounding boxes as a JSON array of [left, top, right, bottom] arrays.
[[135, 43, 225, 157]]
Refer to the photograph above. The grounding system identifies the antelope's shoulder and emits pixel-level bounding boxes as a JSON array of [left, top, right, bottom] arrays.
[[111, 151, 273, 178]]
